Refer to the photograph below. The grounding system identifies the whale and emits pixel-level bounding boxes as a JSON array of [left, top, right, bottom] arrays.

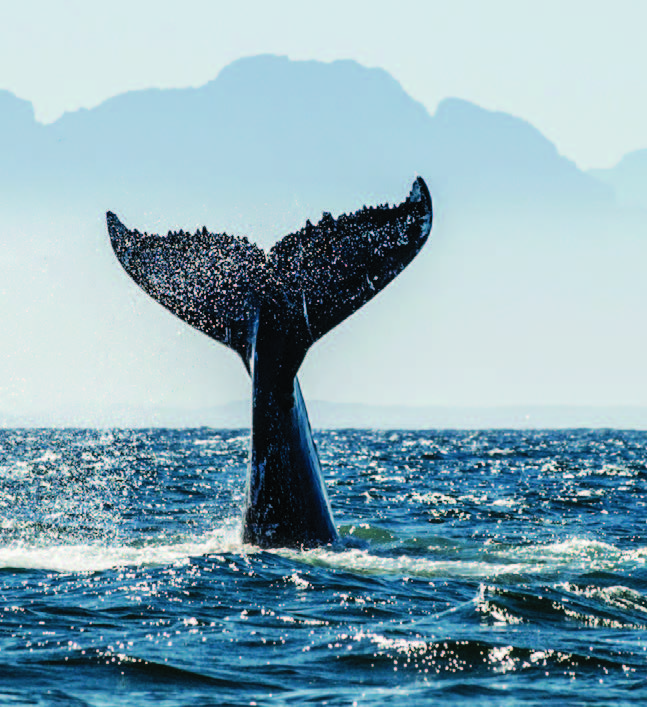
[[106, 177, 432, 548]]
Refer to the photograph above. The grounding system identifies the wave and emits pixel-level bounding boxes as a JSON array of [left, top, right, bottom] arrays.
[[275, 535, 647, 580], [0, 516, 644, 582], [334, 634, 637, 675], [0, 522, 246, 573], [499, 536, 647, 571]]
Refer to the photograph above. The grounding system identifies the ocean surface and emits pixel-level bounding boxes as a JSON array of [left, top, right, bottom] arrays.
[[0, 428, 645, 706]]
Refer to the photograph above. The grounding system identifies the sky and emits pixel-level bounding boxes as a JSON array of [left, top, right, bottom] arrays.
[[1, 0, 646, 171], [1, 0, 647, 421]]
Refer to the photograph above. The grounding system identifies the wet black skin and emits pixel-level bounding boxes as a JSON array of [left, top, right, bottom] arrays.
[[107, 178, 432, 549], [243, 307, 338, 548]]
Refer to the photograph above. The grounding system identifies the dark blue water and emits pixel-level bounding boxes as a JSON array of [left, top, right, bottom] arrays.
[[0, 429, 645, 705]]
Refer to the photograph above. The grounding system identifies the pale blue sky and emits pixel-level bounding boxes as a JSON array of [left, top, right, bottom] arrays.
[[1, 1, 647, 419], [1, 0, 646, 170]]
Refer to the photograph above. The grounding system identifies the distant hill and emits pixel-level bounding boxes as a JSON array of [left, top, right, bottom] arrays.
[[590, 149, 647, 209], [1, 55, 612, 232], [0, 54, 646, 425]]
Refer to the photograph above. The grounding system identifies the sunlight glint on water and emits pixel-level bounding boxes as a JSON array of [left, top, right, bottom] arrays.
[[0, 428, 645, 705]]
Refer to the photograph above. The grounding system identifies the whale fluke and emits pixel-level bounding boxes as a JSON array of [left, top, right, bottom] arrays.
[[270, 177, 431, 339], [107, 178, 432, 548], [106, 212, 271, 367], [268, 177, 432, 377]]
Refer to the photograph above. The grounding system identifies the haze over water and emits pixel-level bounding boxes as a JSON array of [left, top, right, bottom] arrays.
[[1, 427, 645, 705], [2, 55, 647, 424]]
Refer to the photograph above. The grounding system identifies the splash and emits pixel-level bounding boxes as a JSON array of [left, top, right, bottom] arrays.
[[0, 520, 246, 573]]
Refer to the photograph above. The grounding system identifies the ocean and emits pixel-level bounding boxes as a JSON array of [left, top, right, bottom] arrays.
[[0, 428, 645, 705]]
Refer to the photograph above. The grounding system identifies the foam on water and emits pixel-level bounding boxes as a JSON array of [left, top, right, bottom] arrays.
[[503, 536, 647, 571], [0, 428, 645, 705], [1, 521, 645, 582], [0, 520, 247, 572], [275, 536, 647, 580], [276, 546, 528, 579]]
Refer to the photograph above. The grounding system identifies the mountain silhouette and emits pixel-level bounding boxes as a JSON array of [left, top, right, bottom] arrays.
[[1, 55, 611, 235]]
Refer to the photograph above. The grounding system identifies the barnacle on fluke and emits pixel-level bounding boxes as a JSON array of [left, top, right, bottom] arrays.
[[107, 178, 432, 548]]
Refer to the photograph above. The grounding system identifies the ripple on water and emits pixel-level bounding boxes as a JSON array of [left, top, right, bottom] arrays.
[[0, 428, 645, 705]]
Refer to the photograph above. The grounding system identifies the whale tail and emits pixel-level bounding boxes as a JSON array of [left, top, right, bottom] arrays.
[[107, 178, 432, 548], [107, 177, 432, 374]]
